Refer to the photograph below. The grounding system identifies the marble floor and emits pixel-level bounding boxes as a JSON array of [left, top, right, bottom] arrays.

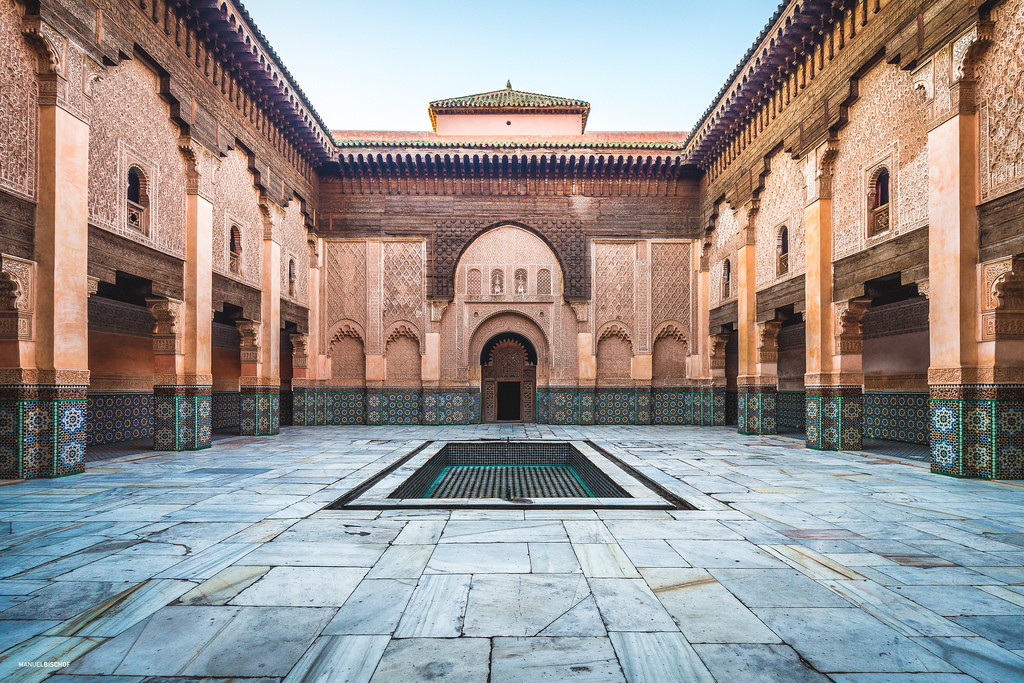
[[2, 425, 1024, 683]]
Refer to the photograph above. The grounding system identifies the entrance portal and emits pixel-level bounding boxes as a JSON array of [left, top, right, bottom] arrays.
[[482, 334, 536, 423]]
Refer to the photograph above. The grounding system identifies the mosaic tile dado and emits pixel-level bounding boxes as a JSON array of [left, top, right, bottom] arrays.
[[777, 391, 806, 429], [86, 393, 152, 445], [153, 390, 212, 451], [240, 389, 280, 436], [0, 393, 88, 479], [212, 392, 241, 429], [737, 387, 777, 436], [805, 388, 864, 451], [930, 385, 1024, 480], [864, 392, 928, 445]]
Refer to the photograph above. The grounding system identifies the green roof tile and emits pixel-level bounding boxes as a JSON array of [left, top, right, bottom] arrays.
[[429, 83, 591, 132]]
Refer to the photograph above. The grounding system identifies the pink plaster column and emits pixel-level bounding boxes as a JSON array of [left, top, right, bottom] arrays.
[[2, 18, 90, 478]]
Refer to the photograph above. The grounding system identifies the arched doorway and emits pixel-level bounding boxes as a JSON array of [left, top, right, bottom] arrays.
[[481, 333, 537, 422]]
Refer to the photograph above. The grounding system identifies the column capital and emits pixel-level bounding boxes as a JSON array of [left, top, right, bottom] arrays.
[[834, 297, 872, 355], [236, 318, 261, 363], [145, 297, 185, 356], [290, 333, 310, 369]]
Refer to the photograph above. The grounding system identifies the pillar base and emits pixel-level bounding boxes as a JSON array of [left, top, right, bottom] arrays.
[[240, 386, 280, 436], [930, 385, 1024, 479], [153, 386, 212, 451], [738, 385, 778, 435], [805, 386, 863, 450], [0, 384, 88, 478]]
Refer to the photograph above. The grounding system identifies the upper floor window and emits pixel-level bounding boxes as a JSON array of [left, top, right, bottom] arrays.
[[514, 269, 528, 295], [722, 259, 732, 299], [288, 259, 297, 297], [229, 225, 242, 275], [777, 226, 789, 276], [468, 268, 482, 296], [870, 168, 890, 236], [491, 268, 504, 296], [537, 268, 552, 295], [126, 166, 149, 236]]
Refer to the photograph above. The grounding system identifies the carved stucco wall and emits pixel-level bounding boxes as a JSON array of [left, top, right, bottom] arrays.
[[709, 204, 743, 307], [453, 226, 572, 384], [385, 334, 421, 386], [832, 60, 929, 259], [594, 242, 636, 338], [756, 150, 806, 288], [322, 240, 367, 355], [88, 57, 186, 259], [279, 199, 308, 307], [330, 336, 365, 386], [651, 241, 691, 335], [977, 0, 1024, 202], [0, 0, 37, 202], [212, 147, 262, 288]]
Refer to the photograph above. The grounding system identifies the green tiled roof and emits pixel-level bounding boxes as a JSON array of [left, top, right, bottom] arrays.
[[430, 82, 590, 111], [429, 82, 591, 132]]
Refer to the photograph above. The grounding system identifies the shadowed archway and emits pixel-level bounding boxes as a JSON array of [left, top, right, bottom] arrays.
[[481, 333, 538, 423]]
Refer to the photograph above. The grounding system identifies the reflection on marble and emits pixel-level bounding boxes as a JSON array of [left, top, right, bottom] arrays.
[[589, 579, 677, 631], [282, 635, 388, 683], [47, 578, 195, 638], [491, 636, 625, 682], [175, 565, 271, 606], [609, 631, 715, 683], [425, 543, 530, 574], [573, 544, 640, 579], [641, 567, 780, 644], [231, 566, 367, 606], [393, 574, 471, 638], [368, 637, 490, 683], [323, 579, 417, 635], [463, 574, 592, 637]]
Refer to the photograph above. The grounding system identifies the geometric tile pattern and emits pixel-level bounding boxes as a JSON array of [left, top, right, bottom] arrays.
[[367, 390, 421, 425], [239, 388, 280, 436], [805, 386, 863, 451], [864, 392, 928, 445], [737, 386, 777, 435], [596, 389, 638, 424], [422, 390, 479, 425], [152, 388, 213, 451], [930, 384, 1024, 480], [212, 392, 241, 429], [725, 390, 739, 426], [777, 391, 806, 429], [0, 389, 88, 478], [86, 393, 152, 445]]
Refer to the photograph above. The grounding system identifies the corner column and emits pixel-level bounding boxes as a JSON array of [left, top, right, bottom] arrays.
[[736, 203, 778, 435], [928, 25, 1024, 478], [1, 20, 90, 478]]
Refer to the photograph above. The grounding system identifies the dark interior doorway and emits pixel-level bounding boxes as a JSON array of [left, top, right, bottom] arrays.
[[497, 382, 521, 421], [481, 333, 537, 423]]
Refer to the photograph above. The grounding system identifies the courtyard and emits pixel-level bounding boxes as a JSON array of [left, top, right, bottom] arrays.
[[0, 426, 1022, 682]]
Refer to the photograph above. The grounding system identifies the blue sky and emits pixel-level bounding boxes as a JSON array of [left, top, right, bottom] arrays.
[[241, 0, 781, 133]]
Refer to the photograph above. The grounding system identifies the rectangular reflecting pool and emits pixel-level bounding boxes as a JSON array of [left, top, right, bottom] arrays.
[[328, 440, 692, 510], [389, 442, 629, 500]]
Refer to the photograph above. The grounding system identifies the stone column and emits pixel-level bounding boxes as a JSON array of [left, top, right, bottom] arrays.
[[707, 332, 729, 426], [237, 202, 283, 436], [291, 235, 321, 426], [928, 23, 1024, 478], [736, 202, 777, 435], [803, 137, 864, 450], [146, 297, 209, 451], [148, 139, 216, 452], [572, 301, 595, 425], [1, 19, 90, 478], [690, 239, 712, 425], [739, 321, 781, 435]]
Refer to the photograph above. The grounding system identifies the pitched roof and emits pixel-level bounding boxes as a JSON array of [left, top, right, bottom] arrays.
[[428, 82, 591, 132]]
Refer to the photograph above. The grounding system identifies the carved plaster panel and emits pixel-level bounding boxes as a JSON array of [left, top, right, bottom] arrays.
[[0, 253, 34, 340], [88, 58, 187, 259], [212, 148, 262, 287], [832, 60, 929, 260], [978, 0, 1024, 202], [755, 150, 806, 288], [0, 2, 37, 201]]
